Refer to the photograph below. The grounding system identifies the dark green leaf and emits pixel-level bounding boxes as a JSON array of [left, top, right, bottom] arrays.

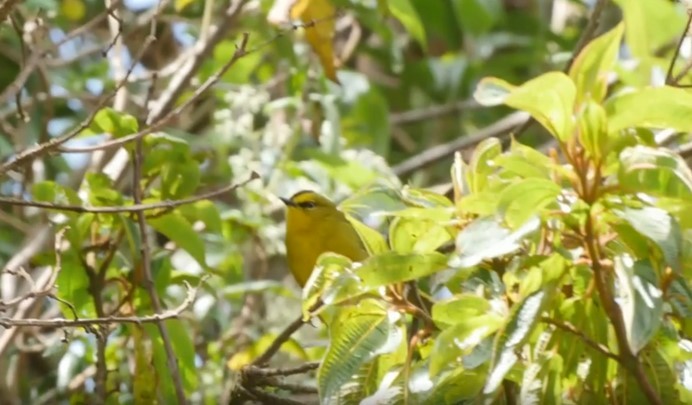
[[148, 212, 207, 268]]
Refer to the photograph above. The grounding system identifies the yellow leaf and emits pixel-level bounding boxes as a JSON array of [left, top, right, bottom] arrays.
[[61, 0, 86, 22], [290, 0, 339, 83]]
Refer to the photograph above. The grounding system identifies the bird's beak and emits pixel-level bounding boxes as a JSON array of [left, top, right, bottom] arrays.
[[280, 197, 294, 207]]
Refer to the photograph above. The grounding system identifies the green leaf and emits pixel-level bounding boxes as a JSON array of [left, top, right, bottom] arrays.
[[612, 0, 684, 59], [176, 200, 223, 233], [161, 160, 200, 199], [319, 299, 402, 403], [346, 215, 389, 255], [577, 100, 609, 161], [474, 77, 515, 106], [606, 87, 692, 134], [86, 173, 123, 206], [614, 206, 682, 271], [484, 289, 546, 394], [569, 23, 624, 104], [90, 107, 138, 137], [165, 320, 198, 391], [388, 0, 426, 49], [618, 145, 692, 199], [32, 181, 58, 202], [505, 72, 576, 141], [614, 257, 663, 354], [357, 252, 448, 287], [467, 137, 502, 193], [432, 294, 491, 328], [450, 216, 540, 268], [430, 314, 504, 377], [497, 178, 561, 228], [400, 187, 453, 208], [389, 217, 451, 254], [453, 0, 502, 36], [148, 212, 207, 268]]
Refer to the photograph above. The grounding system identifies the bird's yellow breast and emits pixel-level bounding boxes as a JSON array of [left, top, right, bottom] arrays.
[[285, 211, 367, 287]]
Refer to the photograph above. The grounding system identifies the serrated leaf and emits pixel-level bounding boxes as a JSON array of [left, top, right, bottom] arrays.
[[319, 299, 400, 402], [614, 206, 681, 271], [614, 257, 663, 354], [450, 216, 540, 268], [357, 252, 448, 287], [484, 289, 546, 394], [430, 314, 504, 377], [569, 23, 624, 104], [148, 212, 207, 268], [497, 178, 561, 228]]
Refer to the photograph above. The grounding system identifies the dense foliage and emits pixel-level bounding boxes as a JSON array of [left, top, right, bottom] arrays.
[[0, 0, 691, 404]]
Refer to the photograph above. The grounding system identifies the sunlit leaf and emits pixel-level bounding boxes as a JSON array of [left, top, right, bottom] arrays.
[[612, 0, 684, 59], [614, 206, 682, 272], [432, 294, 492, 328], [319, 299, 401, 402], [497, 178, 561, 228], [450, 216, 540, 268], [430, 314, 504, 377], [618, 145, 692, 199], [484, 289, 546, 394], [569, 23, 624, 105], [357, 252, 448, 287], [606, 87, 692, 134], [577, 100, 609, 161], [614, 257, 663, 354]]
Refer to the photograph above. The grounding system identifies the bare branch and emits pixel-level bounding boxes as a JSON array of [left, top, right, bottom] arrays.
[[392, 111, 529, 177], [0, 280, 202, 328], [540, 317, 619, 361], [0, 171, 260, 214], [666, 10, 692, 85]]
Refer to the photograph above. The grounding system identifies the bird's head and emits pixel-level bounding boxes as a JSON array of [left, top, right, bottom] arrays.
[[280, 190, 340, 232]]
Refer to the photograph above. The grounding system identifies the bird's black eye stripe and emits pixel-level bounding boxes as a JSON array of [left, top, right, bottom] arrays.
[[298, 201, 317, 209]]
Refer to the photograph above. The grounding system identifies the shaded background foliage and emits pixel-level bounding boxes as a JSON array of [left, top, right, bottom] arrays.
[[0, 0, 691, 404]]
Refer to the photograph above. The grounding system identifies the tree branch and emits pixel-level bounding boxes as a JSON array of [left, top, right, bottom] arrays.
[[0, 280, 202, 328], [541, 316, 619, 361], [0, 171, 260, 214]]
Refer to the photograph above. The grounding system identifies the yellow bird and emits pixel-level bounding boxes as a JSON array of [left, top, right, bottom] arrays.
[[281, 190, 368, 287]]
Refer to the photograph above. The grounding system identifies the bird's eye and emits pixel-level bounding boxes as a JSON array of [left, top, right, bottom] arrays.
[[300, 201, 317, 209]]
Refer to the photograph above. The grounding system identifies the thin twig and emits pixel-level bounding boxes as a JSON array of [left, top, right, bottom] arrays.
[[251, 314, 310, 367], [0, 280, 202, 328], [56, 32, 251, 154], [0, 172, 260, 213], [392, 111, 528, 176], [389, 99, 481, 126], [132, 82, 186, 404], [540, 317, 619, 361], [243, 362, 319, 379], [665, 10, 692, 85]]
